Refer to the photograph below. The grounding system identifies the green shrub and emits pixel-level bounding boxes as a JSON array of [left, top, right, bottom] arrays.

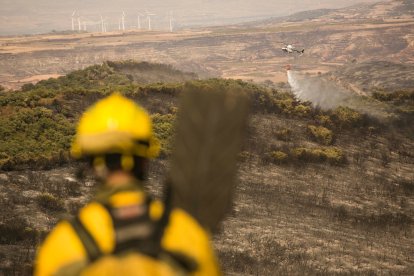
[[21, 83, 35, 92], [322, 147, 347, 164], [293, 104, 312, 117], [0, 151, 10, 166], [0, 61, 209, 168], [151, 113, 176, 156], [274, 98, 295, 115], [330, 106, 363, 128], [36, 193, 65, 212], [372, 90, 414, 102], [307, 125, 334, 145], [0, 107, 75, 170], [265, 146, 345, 166], [271, 151, 289, 164], [315, 115, 333, 127], [238, 151, 254, 162], [251, 88, 298, 115], [372, 91, 392, 101], [291, 147, 346, 165]]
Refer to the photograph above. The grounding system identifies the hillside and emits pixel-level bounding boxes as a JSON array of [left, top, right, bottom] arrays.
[[1, 1, 413, 90], [329, 0, 414, 19], [243, 0, 414, 67], [0, 61, 413, 275], [326, 61, 414, 94], [0, 61, 199, 170], [255, 0, 414, 24]]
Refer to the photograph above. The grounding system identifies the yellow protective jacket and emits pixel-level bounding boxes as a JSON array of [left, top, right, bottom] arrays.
[[34, 184, 221, 276]]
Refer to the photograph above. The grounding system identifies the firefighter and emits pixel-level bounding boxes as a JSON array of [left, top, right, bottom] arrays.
[[34, 93, 221, 276]]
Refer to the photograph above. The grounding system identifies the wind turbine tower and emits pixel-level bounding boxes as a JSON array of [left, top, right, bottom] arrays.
[[77, 13, 81, 32], [137, 12, 143, 29], [71, 11, 76, 31], [169, 11, 174, 32], [100, 15, 106, 32], [146, 12, 156, 31], [122, 11, 126, 31]]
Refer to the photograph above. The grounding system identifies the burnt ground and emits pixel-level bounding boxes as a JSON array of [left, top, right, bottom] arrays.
[[1, 111, 413, 275], [327, 61, 414, 95]]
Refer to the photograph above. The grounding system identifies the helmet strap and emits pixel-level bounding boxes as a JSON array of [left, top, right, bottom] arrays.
[[121, 155, 134, 171]]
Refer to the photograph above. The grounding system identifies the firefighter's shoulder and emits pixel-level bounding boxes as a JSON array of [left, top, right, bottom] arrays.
[[163, 207, 221, 276]]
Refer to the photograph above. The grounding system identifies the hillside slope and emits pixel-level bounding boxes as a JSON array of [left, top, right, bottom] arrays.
[[0, 62, 413, 275], [327, 61, 414, 94], [1, 1, 413, 89], [255, 0, 414, 24]]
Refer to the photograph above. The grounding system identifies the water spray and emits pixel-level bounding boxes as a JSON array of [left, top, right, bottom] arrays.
[[286, 65, 391, 119]]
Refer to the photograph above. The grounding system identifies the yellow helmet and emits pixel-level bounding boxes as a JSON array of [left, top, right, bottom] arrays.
[[71, 93, 160, 159]]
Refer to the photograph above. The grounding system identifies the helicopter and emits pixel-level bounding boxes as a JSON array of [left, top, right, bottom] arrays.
[[282, 44, 305, 54]]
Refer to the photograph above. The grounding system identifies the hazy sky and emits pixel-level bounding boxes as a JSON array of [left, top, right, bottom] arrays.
[[0, 0, 381, 35]]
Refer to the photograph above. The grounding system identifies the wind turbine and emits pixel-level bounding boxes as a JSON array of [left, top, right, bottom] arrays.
[[100, 15, 108, 32], [168, 11, 174, 32], [71, 11, 76, 31], [121, 11, 126, 31], [137, 12, 144, 29], [146, 11, 156, 31], [77, 13, 81, 32]]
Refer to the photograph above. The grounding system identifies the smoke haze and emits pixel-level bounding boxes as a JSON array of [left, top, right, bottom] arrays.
[[287, 70, 392, 119], [288, 71, 351, 109]]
